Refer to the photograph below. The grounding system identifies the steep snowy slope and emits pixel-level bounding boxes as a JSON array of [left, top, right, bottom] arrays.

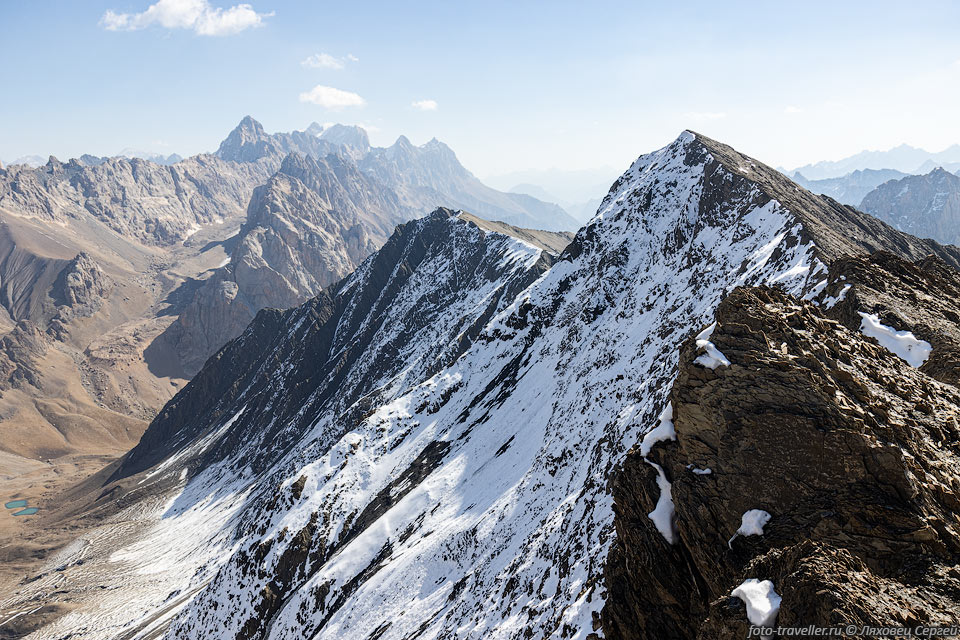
[[16, 132, 960, 639]]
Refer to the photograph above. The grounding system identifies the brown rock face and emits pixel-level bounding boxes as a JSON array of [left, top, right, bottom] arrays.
[[819, 251, 960, 387], [602, 276, 960, 638]]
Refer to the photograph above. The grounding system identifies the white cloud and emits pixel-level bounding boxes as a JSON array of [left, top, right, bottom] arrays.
[[412, 99, 438, 111], [784, 105, 803, 114], [101, 0, 271, 36], [347, 54, 359, 62], [299, 85, 366, 110], [684, 111, 727, 122], [301, 53, 357, 70]]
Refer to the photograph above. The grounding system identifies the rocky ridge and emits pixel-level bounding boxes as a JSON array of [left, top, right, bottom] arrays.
[[602, 257, 960, 637], [0, 152, 278, 245], [2, 131, 858, 638]]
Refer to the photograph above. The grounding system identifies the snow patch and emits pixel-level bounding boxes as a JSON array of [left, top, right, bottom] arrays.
[[693, 322, 730, 369], [823, 284, 851, 309], [647, 461, 677, 544], [731, 578, 782, 627], [639, 404, 678, 543], [639, 403, 676, 457], [858, 312, 932, 367], [728, 509, 772, 548]]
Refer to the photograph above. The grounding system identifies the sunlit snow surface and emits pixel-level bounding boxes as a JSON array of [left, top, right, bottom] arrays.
[[858, 312, 932, 367], [731, 578, 782, 627], [693, 322, 731, 369], [26, 133, 830, 640]]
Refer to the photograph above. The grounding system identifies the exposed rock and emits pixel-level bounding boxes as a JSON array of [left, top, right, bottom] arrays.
[[818, 251, 960, 386], [216, 115, 338, 164], [860, 168, 960, 245], [164, 151, 408, 375], [602, 279, 960, 638], [49, 252, 111, 321], [362, 136, 580, 231], [0, 321, 47, 390], [0, 151, 277, 245]]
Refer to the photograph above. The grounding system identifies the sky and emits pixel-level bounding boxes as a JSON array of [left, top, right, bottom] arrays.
[[2, 0, 960, 179]]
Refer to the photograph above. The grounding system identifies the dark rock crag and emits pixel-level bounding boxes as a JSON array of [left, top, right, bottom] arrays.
[[602, 256, 960, 638]]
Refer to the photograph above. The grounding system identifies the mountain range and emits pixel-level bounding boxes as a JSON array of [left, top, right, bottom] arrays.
[[3, 131, 959, 639], [788, 142, 960, 180], [0, 116, 581, 533], [859, 167, 960, 245]]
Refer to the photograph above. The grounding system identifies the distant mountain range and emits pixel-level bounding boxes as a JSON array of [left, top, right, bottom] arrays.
[[485, 166, 621, 222], [860, 167, 960, 245], [788, 163, 960, 247], [3, 149, 183, 168], [789, 168, 912, 206], [788, 143, 960, 180]]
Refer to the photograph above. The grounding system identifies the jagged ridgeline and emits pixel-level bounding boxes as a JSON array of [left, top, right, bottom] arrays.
[[17, 132, 960, 639]]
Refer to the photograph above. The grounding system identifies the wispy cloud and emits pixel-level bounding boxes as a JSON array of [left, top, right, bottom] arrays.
[[101, 0, 271, 36], [684, 111, 727, 122], [784, 105, 803, 114], [301, 52, 358, 70], [299, 85, 366, 110], [411, 99, 438, 111]]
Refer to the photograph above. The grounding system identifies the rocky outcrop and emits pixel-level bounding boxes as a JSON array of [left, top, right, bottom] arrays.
[[164, 151, 408, 375], [46, 252, 112, 339], [216, 116, 337, 164], [602, 271, 960, 638], [860, 168, 960, 245], [819, 251, 960, 387], [0, 321, 47, 390], [51, 252, 110, 313]]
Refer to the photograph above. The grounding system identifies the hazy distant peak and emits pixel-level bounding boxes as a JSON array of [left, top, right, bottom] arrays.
[[216, 116, 280, 162], [318, 124, 370, 153], [392, 134, 414, 149], [791, 142, 960, 179], [237, 115, 264, 132]]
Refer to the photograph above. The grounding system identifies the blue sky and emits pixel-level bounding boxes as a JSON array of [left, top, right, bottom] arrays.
[[2, 0, 960, 178]]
